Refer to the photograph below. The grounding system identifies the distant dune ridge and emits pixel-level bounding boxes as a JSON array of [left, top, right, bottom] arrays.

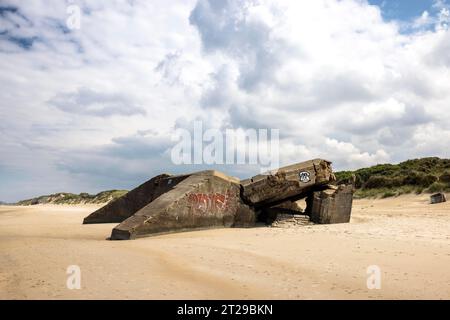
[[16, 190, 128, 206], [11, 157, 450, 205]]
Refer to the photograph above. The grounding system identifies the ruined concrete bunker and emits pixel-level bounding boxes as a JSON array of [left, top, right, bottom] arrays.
[[83, 159, 354, 239]]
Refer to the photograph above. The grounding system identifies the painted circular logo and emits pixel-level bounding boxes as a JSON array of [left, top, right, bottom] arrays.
[[299, 171, 311, 183]]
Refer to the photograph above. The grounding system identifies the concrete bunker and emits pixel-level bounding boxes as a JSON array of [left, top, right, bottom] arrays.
[[83, 159, 354, 239]]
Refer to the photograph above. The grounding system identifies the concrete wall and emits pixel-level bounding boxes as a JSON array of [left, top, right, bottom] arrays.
[[110, 171, 255, 240], [309, 185, 353, 224], [83, 174, 190, 224]]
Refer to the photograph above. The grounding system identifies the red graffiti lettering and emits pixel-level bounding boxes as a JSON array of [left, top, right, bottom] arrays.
[[188, 190, 235, 214]]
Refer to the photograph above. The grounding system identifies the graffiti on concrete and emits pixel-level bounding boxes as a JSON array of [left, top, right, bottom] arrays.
[[299, 171, 311, 183], [188, 191, 235, 214]]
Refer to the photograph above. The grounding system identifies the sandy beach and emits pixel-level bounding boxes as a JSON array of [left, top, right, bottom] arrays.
[[0, 194, 449, 300]]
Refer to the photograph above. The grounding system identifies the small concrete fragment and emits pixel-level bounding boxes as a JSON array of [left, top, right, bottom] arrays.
[[270, 214, 311, 228], [430, 193, 447, 204], [241, 159, 335, 207], [309, 184, 353, 224]]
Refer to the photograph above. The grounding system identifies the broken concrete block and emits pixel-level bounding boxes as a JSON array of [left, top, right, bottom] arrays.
[[309, 184, 353, 224], [241, 159, 335, 207], [110, 171, 255, 240], [430, 193, 447, 204], [83, 173, 189, 224]]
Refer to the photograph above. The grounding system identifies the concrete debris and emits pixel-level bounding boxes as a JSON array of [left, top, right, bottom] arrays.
[[430, 193, 447, 204], [270, 214, 311, 228], [83, 159, 353, 239], [309, 185, 354, 224]]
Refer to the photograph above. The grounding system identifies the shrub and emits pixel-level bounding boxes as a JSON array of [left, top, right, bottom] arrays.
[[382, 191, 396, 198], [422, 174, 438, 187], [389, 176, 404, 187], [364, 176, 391, 189], [426, 182, 447, 193], [335, 171, 354, 184], [335, 157, 450, 198], [403, 171, 437, 187], [79, 193, 92, 198], [439, 172, 450, 184]]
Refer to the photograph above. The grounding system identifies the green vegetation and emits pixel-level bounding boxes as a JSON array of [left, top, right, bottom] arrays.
[[335, 157, 450, 199], [16, 190, 128, 206]]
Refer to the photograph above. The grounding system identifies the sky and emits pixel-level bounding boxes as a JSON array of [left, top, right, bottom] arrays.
[[369, 0, 437, 21], [1, 0, 450, 202]]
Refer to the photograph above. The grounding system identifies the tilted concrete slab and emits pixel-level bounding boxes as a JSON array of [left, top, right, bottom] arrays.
[[110, 170, 255, 240], [83, 173, 190, 224], [241, 159, 335, 207], [309, 184, 353, 224]]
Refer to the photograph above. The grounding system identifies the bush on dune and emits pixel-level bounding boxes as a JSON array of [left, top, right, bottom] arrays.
[[336, 157, 450, 198]]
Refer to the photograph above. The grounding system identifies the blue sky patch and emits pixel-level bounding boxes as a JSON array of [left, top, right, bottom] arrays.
[[368, 0, 437, 21]]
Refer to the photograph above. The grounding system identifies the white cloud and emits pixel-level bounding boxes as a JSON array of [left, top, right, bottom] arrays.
[[50, 87, 147, 117], [1, 0, 450, 201], [413, 11, 431, 29]]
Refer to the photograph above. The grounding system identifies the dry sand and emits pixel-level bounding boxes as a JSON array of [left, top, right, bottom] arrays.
[[0, 194, 449, 300]]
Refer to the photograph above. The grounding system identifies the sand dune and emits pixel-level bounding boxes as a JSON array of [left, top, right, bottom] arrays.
[[0, 194, 449, 300]]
